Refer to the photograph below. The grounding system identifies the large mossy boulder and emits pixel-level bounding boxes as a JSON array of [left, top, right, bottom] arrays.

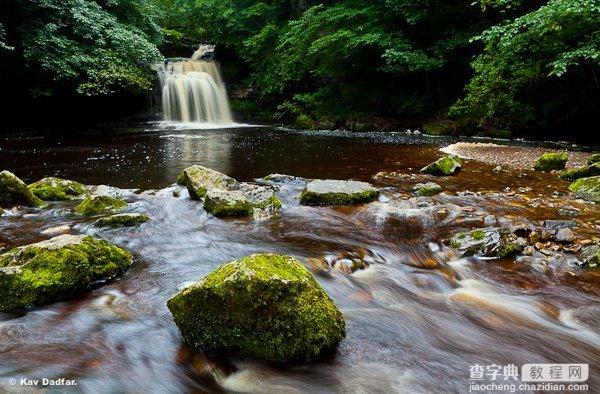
[[95, 213, 149, 227], [28, 177, 86, 201], [420, 155, 462, 176], [569, 176, 600, 203], [559, 164, 600, 181], [74, 195, 127, 215], [300, 179, 379, 206], [444, 227, 525, 258], [533, 152, 568, 172], [0, 234, 132, 311], [167, 253, 346, 363], [0, 170, 44, 207], [177, 165, 237, 199]]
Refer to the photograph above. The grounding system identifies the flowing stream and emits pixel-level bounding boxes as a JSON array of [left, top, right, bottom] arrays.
[[0, 125, 599, 393]]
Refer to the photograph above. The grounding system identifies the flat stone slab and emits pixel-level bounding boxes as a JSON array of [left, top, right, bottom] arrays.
[[300, 179, 379, 206]]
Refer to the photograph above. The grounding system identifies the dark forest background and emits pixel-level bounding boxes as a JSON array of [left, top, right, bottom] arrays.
[[1, 0, 598, 140]]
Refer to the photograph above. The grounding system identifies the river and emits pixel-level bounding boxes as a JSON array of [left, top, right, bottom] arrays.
[[1, 123, 599, 393]]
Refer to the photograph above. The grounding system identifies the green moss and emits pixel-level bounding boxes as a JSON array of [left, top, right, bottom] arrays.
[[293, 114, 314, 130], [472, 230, 486, 240], [0, 235, 131, 311], [559, 163, 600, 181], [28, 177, 86, 201], [300, 188, 379, 206], [497, 241, 523, 258], [420, 155, 462, 176], [533, 152, 568, 172], [0, 170, 44, 207], [588, 153, 600, 166], [167, 253, 346, 364], [176, 171, 187, 186], [74, 195, 127, 215], [95, 213, 149, 227], [413, 182, 442, 196], [569, 176, 600, 203], [204, 196, 254, 217], [346, 121, 371, 132], [422, 120, 459, 136]]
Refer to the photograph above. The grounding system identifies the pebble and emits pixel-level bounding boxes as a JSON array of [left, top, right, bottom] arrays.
[[554, 228, 574, 243]]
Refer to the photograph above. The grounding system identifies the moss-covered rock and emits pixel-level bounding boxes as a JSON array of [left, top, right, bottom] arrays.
[[95, 213, 149, 227], [559, 164, 600, 181], [167, 253, 346, 363], [0, 170, 44, 207], [177, 165, 237, 199], [300, 179, 379, 206], [0, 234, 132, 311], [533, 152, 568, 172], [28, 177, 86, 201], [588, 153, 600, 166], [445, 227, 524, 258], [413, 182, 442, 196], [204, 185, 281, 218], [74, 195, 127, 215], [579, 245, 600, 268], [177, 166, 281, 218], [420, 155, 462, 176], [293, 114, 314, 130], [346, 121, 372, 133], [569, 176, 600, 203]]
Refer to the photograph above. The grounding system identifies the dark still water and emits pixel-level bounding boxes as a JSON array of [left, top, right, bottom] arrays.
[[1, 123, 599, 393]]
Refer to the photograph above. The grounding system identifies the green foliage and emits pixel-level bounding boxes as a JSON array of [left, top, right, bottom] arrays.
[[451, 0, 600, 131], [2, 0, 162, 97]]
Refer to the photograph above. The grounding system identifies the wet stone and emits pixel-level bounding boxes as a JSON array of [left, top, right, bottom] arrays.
[[300, 179, 379, 206]]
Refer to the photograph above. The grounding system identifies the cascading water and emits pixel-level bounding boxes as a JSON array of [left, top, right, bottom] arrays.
[[155, 46, 233, 123]]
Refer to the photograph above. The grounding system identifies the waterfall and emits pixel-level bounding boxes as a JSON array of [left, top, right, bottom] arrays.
[[155, 48, 233, 124]]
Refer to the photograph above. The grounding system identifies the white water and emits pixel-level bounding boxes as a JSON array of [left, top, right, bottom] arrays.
[[155, 51, 233, 124]]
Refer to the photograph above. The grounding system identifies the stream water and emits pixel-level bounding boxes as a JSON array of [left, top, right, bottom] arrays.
[[1, 123, 599, 393]]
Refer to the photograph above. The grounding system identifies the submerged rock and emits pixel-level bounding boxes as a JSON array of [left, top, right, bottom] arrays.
[[0, 170, 44, 207], [262, 174, 309, 186], [445, 227, 525, 258], [74, 195, 127, 215], [177, 165, 237, 199], [300, 179, 379, 206], [204, 185, 281, 218], [533, 152, 568, 172], [569, 176, 600, 203], [0, 234, 132, 311], [559, 163, 600, 181], [28, 177, 86, 201], [167, 253, 346, 363], [420, 155, 462, 176], [413, 182, 442, 196], [95, 213, 149, 227], [177, 165, 281, 217], [543, 220, 577, 230]]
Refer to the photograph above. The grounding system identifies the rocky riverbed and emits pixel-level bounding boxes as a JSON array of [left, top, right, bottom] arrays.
[[0, 125, 599, 392]]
